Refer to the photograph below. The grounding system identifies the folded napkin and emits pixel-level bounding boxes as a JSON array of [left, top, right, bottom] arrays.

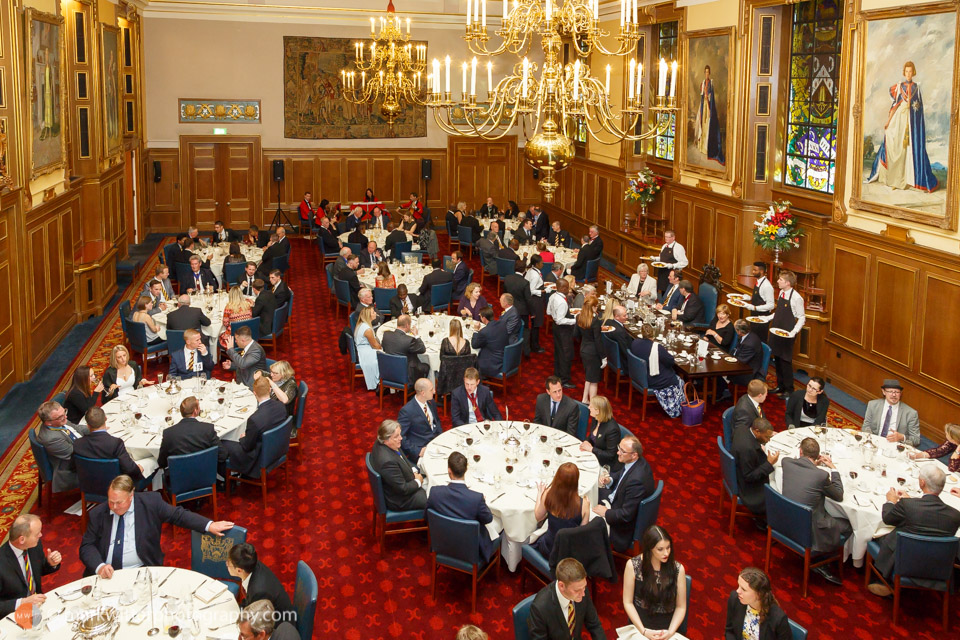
[[615, 625, 643, 640], [194, 581, 226, 604]]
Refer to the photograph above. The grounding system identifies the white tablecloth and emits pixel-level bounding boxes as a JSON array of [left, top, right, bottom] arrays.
[[357, 263, 432, 293], [421, 421, 600, 571], [768, 426, 960, 562], [153, 292, 237, 363], [375, 315, 478, 377], [339, 229, 420, 251], [197, 245, 264, 282], [3, 567, 240, 639]]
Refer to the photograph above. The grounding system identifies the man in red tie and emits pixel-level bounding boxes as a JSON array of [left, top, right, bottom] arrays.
[[450, 368, 503, 427], [0, 515, 61, 617]]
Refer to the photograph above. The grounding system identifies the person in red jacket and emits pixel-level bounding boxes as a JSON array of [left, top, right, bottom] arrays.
[[401, 191, 424, 219], [298, 191, 314, 225]]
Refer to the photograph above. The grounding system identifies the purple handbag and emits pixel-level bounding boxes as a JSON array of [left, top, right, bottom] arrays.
[[680, 382, 705, 427]]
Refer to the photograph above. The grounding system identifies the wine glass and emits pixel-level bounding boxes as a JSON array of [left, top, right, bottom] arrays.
[[473, 454, 481, 463], [897, 476, 906, 487], [505, 464, 514, 475], [539, 434, 548, 444], [848, 470, 858, 481], [555, 446, 563, 457], [465, 437, 474, 446], [157, 373, 165, 389], [483, 423, 491, 433], [523, 423, 531, 432]]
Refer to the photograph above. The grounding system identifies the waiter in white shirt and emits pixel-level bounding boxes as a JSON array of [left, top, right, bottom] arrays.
[[759, 270, 805, 396], [656, 230, 688, 295], [741, 261, 776, 340]]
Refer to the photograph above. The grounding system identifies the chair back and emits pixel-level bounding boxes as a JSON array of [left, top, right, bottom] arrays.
[[162, 243, 179, 267], [722, 406, 735, 450], [626, 351, 650, 391], [119, 300, 132, 320], [74, 455, 121, 503], [377, 352, 409, 388], [392, 241, 413, 258], [601, 334, 624, 374], [365, 453, 387, 515], [294, 561, 318, 640], [575, 400, 589, 440], [167, 446, 219, 497], [502, 339, 523, 377], [345, 242, 362, 256], [631, 479, 664, 545], [52, 391, 67, 406], [679, 574, 693, 635], [430, 281, 453, 309], [27, 429, 54, 483], [258, 417, 293, 471], [619, 424, 632, 440], [512, 594, 536, 640], [427, 509, 481, 566], [584, 257, 600, 282], [126, 319, 149, 351], [443, 255, 455, 272], [549, 517, 616, 580], [190, 525, 248, 581], [788, 619, 808, 640], [457, 225, 474, 246], [272, 254, 290, 275], [373, 288, 394, 315], [540, 262, 554, 279], [348, 310, 360, 332], [174, 262, 193, 287], [231, 318, 260, 342], [446, 219, 459, 238], [729, 331, 740, 353], [223, 262, 246, 286], [764, 485, 814, 550], [893, 531, 959, 584], [166, 329, 186, 354], [271, 302, 289, 338], [325, 263, 335, 290], [496, 257, 515, 278], [717, 436, 739, 496], [698, 283, 718, 325], [346, 333, 360, 365], [293, 381, 308, 435], [334, 278, 351, 307], [760, 342, 772, 375]]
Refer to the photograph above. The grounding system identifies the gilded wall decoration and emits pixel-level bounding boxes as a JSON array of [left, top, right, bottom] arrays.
[[178, 99, 261, 123], [680, 28, 734, 181], [24, 9, 66, 179], [282, 36, 426, 139], [102, 25, 122, 156], [0, 118, 11, 190]]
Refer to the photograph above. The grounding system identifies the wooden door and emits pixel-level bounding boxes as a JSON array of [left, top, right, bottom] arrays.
[[447, 137, 517, 211], [221, 143, 256, 229], [181, 136, 262, 231], [186, 142, 219, 226]]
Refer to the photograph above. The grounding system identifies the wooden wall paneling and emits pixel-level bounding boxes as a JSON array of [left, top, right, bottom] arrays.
[[189, 143, 218, 225], [372, 159, 396, 205], [519, 161, 542, 207], [0, 208, 17, 396], [671, 196, 691, 254], [870, 260, 917, 368], [289, 158, 314, 205], [611, 178, 624, 232], [919, 273, 960, 394], [145, 148, 181, 231], [447, 137, 517, 213], [345, 159, 369, 203], [319, 159, 342, 205], [425, 156, 445, 210], [690, 205, 715, 273], [714, 210, 740, 282], [399, 159, 421, 201], [828, 246, 870, 347]]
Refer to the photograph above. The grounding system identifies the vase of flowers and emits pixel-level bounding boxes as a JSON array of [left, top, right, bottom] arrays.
[[624, 167, 664, 230], [753, 200, 802, 265]]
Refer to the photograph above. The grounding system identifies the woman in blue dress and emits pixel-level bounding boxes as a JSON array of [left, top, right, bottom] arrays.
[[532, 462, 591, 557], [629, 324, 686, 418], [354, 306, 381, 391]]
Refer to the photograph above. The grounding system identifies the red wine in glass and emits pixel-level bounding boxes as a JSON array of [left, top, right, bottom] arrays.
[[854, 433, 863, 442], [218, 386, 226, 393], [465, 437, 474, 446], [542, 459, 550, 469], [505, 465, 514, 474], [897, 477, 906, 486], [473, 454, 481, 463], [483, 423, 491, 432], [849, 471, 858, 480], [134, 412, 143, 421], [896, 444, 905, 453], [555, 446, 563, 456], [539, 435, 548, 443]]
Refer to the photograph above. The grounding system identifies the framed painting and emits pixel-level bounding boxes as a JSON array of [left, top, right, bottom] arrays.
[[850, 2, 960, 230], [680, 27, 734, 180], [101, 25, 122, 157], [0, 117, 12, 190], [24, 9, 65, 179]]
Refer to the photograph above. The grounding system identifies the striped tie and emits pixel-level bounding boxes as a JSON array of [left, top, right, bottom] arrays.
[[188, 350, 195, 370], [23, 552, 35, 594], [566, 602, 575, 637]]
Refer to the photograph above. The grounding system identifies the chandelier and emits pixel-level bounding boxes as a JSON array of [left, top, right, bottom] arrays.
[[427, 0, 679, 201], [340, 1, 427, 126]]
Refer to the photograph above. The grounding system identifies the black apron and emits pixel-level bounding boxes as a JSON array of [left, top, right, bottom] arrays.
[[657, 243, 675, 294], [750, 277, 771, 340], [768, 289, 797, 361], [526, 270, 546, 327]]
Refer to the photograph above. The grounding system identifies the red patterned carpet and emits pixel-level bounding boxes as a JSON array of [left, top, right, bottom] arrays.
[[8, 236, 954, 639]]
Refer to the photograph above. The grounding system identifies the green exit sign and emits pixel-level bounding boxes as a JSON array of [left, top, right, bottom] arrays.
[[213, 128, 227, 135]]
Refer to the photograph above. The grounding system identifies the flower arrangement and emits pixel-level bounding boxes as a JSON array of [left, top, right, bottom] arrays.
[[753, 200, 803, 253], [624, 167, 664, 211]]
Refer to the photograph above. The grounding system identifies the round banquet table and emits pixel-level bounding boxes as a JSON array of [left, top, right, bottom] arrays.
[[476, 216, 520, 241], [420, 421, 601, 571], [516, 246, 578, 270], [768, 426, 960, 564], [152, 291, 248, 363], [2, 567, 240, 639], [338, 228, 420, 251], [375, 314, 478, 378], [196, 244, 264, 283], [357, 262, 432, 293]]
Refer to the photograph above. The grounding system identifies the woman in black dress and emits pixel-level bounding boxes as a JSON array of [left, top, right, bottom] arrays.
[[64, 365, 103, 424], [623, 526, 688, 639], [533, 462, 591, 557], [704, 303, 736, 352], [437, 318, 475, 397], [578, 395, 622, 472], [574, 297, 603, 404], [784, 376, 830, 429]]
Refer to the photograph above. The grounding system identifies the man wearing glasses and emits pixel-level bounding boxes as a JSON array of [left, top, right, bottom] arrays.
[[592, 435, 655, 553], [860, 379, 920, 447]]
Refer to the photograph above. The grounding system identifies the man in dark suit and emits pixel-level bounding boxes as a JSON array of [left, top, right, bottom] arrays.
[[345, 206, 366, 232], [251, 279, 278, 336], [450, 368, 502, 427], [731, 380, 767, 434], [268, 270, 291, 308], [73, 407, 145, 482], [722, 320, 765, 395], [531, 206, 550, 240], [478, 197, 499, 218], [226, 543, 294, 616], [222, 378, 287, 477], [732, 418, 778, 523], [354, 288, 385, 328], [569, 226, 604, 281], [547, 220, 570, 248], [383, 222, 409, 260], [171, 236, 194, 266], [602, 305, 633, 367], [157, 396, 223, 481], [397, 378, 443, 463], [180, 255, 219, 293], [782, 437, 850, 586], [471, 307, 509, 380], [347, 224, 369, 248], [544, 262, 564, 284], [256, 233, 286, 280], [79, 474, 233, 577], [427, 452, 498, 559], [477, 230, 502, 274], [317, 216, 341, 255], [594, 435, 655, 553], [0, 515, 61, 617], [449, 251, 470, 300], [143, 279, 170, 315], [460, 210, 482, 240], [169, 329, 215, 380], [673, 280, 705, 325], [418, 259, 454, 309], [332, 248, 353, 281], [166, 294, 212, 334], [389, 284, 419, 317], [381, 314, 430, 384], [515, 218, 536, 246], [533, 376, 580, 436], [36, 400, 89, 493], [238, 262, 259, 294], [503, 266, 532, 351], [499, 292, 522, 343], [211, 220, 236, 245], [527, 558, 607, 640], [238, 599, 302, 640], [657, 269, 683, 311], [340, 255, 363, 307], [868, 465, 960, 596], [274, 227, 291, 255], [360, 241, 386, 269], [223, 327, 270, 388], [371, 420, 427, 510], [497, 238, 521, 263]]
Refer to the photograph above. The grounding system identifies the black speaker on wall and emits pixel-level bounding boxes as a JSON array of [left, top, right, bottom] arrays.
[[153, 161, 162, 183], [272, 159, 285, 182], [533, 168, 540, 180], [421, 158, 432, 181]]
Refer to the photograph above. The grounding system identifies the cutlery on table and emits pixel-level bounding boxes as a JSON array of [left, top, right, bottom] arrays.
[[158, 567, 176, 588], [199, 597, 232, 610]]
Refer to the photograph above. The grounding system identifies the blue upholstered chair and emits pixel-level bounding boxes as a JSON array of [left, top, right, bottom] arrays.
[[601, 334, 629, 399], [495, 257, 515, 297], [325, 263, 335, 296], [230, 318, 260, 342], [614, 480, 665, 558], [165, 329, 186, 355], [223, 262, 247, 287], [691, 282, 718, 329], [52, 391, 67, 406], [373, 287, 394, 316], [456, 225, 475, 260], [261, 302, 289, 351], [364, 453, 427, 552], [512, 594, 536, 640], [74, 456, 120, 529], [125, 319, 168, 375], [190, 525, 248, 595], [294, 560, 318, 640], [289, 380, 308, 456], [28, 428, 64, 518], [345, 242, 362, 256], [162, 242, 180, 269], [166, 446, 219, 521], [539, 261, 555, 280], [575, 400, 589, 440], [430, 281, 453, 313], [333, 278, 351, 318], [391, 241, 413, 261], [577, 257, 600, 284], [626, 351, 657, 421], [376, 352, 411, 409], [763, 485, 848, 597], [486, 339, 522, 391], [271, 253, 290, 277], [345, 333, 366, 392], [226, 416, 293, 508], [426, 508, 501, 614], [679, 574, 693, 636], [788, 619, 808, 640], [718, 436, 759, 536], [722, 406, 735, 450], [174, 262, 193, 290]]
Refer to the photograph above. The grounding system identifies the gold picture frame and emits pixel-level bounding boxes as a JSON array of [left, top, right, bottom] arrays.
[[24, 8, 66, 180], [679, 26, 736, 182], [849, 0, 960, 230], [101, 24, 123, 157]]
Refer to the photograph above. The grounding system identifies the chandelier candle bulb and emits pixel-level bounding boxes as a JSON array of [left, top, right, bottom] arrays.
[[487, 61, 493, 95], [462, 62, 468, 98], [467, 0, 473, 26], [633, 0, 638, 24], [482, 0, 487, 27], [620, 0, 625, 27], [370, 17, 375, 34], [503, 0, 508, 20], [658, 58, 667, 96], [427, 72, 432, 92], [475, 0, 480, 25], [445, 56, 451, 93], [471, 57, 478, 96], [605, 64, 611, 95], [522, 57, 529, 97], [594, 0, 599, 20], [406, 17, 411, 34], [637, 62, 643, 102], [546, 0, 552, 21], [433, 59, 441, 93], [669, 61, 678, 99], [628, 58, 636, 99], [361, 70, 366, 89], [573, 59, 580, 100]]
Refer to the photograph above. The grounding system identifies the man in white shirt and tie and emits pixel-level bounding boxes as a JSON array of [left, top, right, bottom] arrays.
[[170, 329, 214, 380], [238, 262, 258, 294], [860, 379, 921, 447], [36, 400, 89, 493], [0, 515, 61, 617], [397, 378, 443, 463]]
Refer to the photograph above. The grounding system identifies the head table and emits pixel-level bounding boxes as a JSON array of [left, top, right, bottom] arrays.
[[768, 426, 960, 563], [375, 314, 478, 377], [420, 421, 600, 572], [2, 567, 240, 640]]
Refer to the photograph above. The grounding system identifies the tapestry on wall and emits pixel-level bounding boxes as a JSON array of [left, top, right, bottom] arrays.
[[283, 36, 426, 139]]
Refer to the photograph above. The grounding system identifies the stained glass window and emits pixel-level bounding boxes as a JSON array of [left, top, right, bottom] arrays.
[[784, 0, 842, 193], [635, 21, 678, 159]]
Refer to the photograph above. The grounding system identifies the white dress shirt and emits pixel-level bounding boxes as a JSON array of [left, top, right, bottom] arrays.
[[759, 288, 806, 336], [660, 241, 688, 269], [880, 401, 901, 435], [546, 293, 575, 325], [10, 544, 31, 608], [744, 276, 775, 312], [525, 268, 544, 297], [555, 581, 572, 620], [100, 499, 143, 573]]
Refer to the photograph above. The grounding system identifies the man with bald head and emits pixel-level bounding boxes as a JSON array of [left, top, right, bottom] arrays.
[[397, 378, 443, 463], [0, 514, 61, 617], [381, 314, 429, 383]]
